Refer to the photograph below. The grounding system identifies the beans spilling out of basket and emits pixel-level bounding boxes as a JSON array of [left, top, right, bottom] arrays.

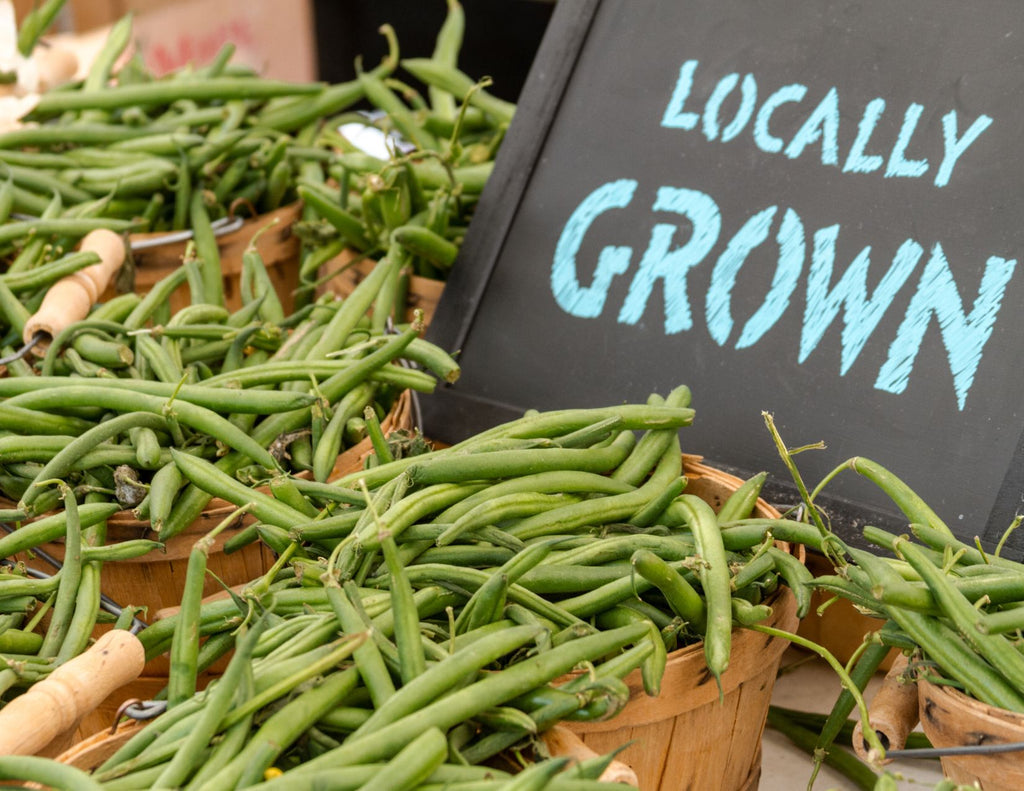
[[800, 455, 1024, 731], [733, 420, 1024, 786]]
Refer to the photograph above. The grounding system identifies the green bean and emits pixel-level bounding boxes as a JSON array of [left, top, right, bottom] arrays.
[[815, 457, 953, 538], [10, 386, 278, 473], [0, 278, 29, 335], [290, 623, 651, 779], [122, 266, 191, 329], [187, 190, 225, 306], [0, 502, 117, 557], [30, 78, 322, 118], [89, 292, 143, 323], [0, 217, 136, 247], [200, 358, 437, 392], [297, 182, 374, 251], [0, 403, 93, 436], [897, 537, 1024, 691], [56, 559, 101, 662], [69, 331, 134, 369], [631, 548, 706, 626], [38, 485, 81, 658], [861, 552, 1024, 711], [768, 546, 813, 617], [354, 727, 448, 791], [359, 70, 438, 152], [308, 254, 405, 360], [674, 493, 734, 692], [169, 449, 309, 530], [16, 0, 67, 56], [0, 375, 315, 413], [167, 522, 228, 707], [409, 440, 636, 490], [82, 539, 163, 562], [196, 666, 361, 789], [717, 471, 768, 522], [312, 382, 377, 482], [0, 756, 102, 790], [326, 579, 396, 707]]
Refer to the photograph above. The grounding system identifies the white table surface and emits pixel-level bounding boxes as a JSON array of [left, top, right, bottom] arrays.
[[759, 649, 948, 791]]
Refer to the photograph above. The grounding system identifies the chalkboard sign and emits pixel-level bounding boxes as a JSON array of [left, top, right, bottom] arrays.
[[422, 0, 1024, 556]]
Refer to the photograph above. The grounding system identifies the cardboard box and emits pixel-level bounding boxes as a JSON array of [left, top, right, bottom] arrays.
[[129, 0, 315, 82], [17, 0, 315, 82]]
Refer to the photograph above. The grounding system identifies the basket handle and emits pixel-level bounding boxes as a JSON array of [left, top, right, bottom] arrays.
[[22, 228, 127, 347], [541, 724, 640, 786], [0, 629, 145, 755], [852, 653, 919, 763]]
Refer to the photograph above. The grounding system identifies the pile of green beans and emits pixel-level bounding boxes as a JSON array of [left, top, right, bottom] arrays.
[[0, 2, 508, 340], [0, 15, 334, 279], [20, 534, 656, 790], [0, 247, 458, 537], [295, 0, 511, 302], [159, 386, 814, 702]]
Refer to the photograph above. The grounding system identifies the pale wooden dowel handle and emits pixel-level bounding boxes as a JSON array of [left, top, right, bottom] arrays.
[[853, 653, 919, 763], [0, 630, 145, 756], [541, 724, 640, 786], [22, 228, 127, 346]]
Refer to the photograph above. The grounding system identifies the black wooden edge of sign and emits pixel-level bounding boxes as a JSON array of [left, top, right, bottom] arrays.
[[420, 0, 906, 547], [424, 0, 601, 361]]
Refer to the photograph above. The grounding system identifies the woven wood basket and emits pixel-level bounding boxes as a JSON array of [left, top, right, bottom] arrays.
[[561, 457, 801, 791], [317, 250, 445, 326], [917, 678, 1024, 790], [124, 202, 302, 315]]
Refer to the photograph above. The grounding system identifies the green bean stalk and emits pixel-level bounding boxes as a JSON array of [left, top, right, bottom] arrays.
[[761, 411, 1024, 786]]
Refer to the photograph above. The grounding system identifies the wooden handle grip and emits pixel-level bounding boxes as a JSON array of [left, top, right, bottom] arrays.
[[852, 653, 919, 763], [23, 229, 126, 346], [0, 630, 145, 755], [541, 725, 639, 786]]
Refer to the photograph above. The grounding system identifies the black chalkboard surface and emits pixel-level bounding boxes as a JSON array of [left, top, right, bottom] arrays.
[[421, 0, 1024, 556]]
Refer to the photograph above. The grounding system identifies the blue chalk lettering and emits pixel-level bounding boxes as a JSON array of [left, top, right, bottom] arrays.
[[721, 74, 758, 142], [703, 73, 758, 142], [551, 179, 637, 319], [842, 98, 886, 175], [706, 206, 777, 345], [885, 103, 929, 179], [736, 208, 804, 348], [800, 227, 923, 372], [703, 73, 739, 141], [661, 60, 700, 130], [875, 246, 1017, 409], [935, 110, 993, 188], [618, 187, 721, 333], [753, 84, 807, 153], [785, 87, 840, 165]]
